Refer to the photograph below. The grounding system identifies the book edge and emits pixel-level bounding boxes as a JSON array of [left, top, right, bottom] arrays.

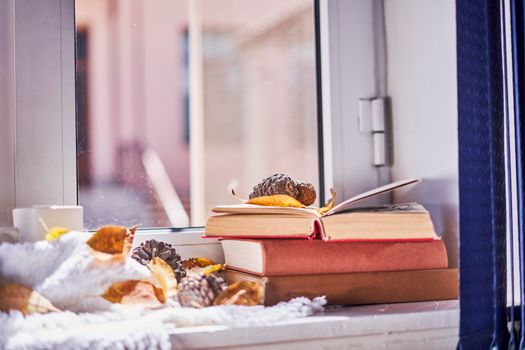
[[203, 218, 322, 239]]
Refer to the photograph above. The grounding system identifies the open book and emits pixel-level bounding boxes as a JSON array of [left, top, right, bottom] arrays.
[[204, 178, 438, 241]]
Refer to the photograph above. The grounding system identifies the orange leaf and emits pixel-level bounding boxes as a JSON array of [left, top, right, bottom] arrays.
[[246, 195, 302, 208], [0, 284, 60, 315], [87, 225, 138, 261], [213, 281, 264, 306], [148, 257, 177, 298], [102, 280, 165, 308]]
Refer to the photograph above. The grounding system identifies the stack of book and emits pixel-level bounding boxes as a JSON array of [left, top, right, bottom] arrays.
[[204, 179, 458, 306]]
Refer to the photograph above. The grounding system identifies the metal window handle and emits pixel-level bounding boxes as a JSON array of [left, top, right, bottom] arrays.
[[358, 98, 388, 166]]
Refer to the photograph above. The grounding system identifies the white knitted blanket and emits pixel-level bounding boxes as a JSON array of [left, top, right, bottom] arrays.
[[0, 233, 326, 350]]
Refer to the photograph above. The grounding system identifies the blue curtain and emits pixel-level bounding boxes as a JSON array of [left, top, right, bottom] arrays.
[[456, 0, 508, 348], [509, 0, 525, 348]]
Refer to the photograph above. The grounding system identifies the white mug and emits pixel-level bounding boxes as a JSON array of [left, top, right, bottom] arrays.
[[0, 205, 83, 243]]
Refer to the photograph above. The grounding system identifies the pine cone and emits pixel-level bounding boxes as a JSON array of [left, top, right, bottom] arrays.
[[177, 274, 227, 308], [296, 181, 316, 206], [249, 173, 317, 206], [249, 174, 299, 200], [131, 239, 186, 282]]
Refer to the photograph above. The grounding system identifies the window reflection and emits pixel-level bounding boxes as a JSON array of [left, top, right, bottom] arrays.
[[76, 0, 318, 229]]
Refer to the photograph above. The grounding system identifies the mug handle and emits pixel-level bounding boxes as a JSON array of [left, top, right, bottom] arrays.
[[0, 227, 20, 243]]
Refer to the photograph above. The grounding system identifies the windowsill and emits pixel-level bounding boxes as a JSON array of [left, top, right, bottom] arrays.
[[169, 300, 459, 349], [133, 230, 459, 348]]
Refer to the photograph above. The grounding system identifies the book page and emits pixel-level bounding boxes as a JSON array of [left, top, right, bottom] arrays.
[[326, 178, 421, 216], [211, 204, 320, 217]]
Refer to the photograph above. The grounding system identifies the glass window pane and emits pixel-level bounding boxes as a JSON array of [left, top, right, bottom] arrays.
[[75, 0, 318, 229]]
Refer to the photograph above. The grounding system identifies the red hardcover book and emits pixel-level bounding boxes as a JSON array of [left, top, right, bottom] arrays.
[[221, 238, 448, 276], [205, 178, 439, 242]]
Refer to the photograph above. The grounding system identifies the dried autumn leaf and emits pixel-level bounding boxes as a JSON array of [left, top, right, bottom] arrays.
[[247, 194, 303, 208], [231, 189, 303, 208], [45, 227, 70, 242], [202, 264, 224, 276], [148, 257, 178, 298], [102, 280, 165, 308], [213, 281, 264, 306], [87, 225, 138, 261], [182, 257, 215, 270], [39, 217, 71, 242], [0, 284, 60, 315], [231, 188, 244, 202], [186, 264, 225, 278], [317, 188, 336, 216]]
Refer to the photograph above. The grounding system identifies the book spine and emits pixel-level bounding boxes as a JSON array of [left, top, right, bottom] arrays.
[[309, 219, 323, 240]]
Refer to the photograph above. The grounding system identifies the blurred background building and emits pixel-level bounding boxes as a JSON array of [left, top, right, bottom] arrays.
[[75, 0, 318, 229]]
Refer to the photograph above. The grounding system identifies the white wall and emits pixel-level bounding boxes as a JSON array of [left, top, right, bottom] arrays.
[[384, 0, 458, 266]]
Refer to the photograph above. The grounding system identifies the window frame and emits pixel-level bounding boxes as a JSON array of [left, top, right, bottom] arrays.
[[1, 0, 77, 221], [4, 0, 387, 230]]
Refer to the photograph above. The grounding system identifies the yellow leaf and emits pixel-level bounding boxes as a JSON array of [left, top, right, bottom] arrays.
[[186, 264, 224, 278], [202, 264, 224, 276], [182, 257, 223, 277], [87, 225, 138, 261], [0, 284, 60, 315], [317, 188, 336, 216], [45, 227, 70, 242], [102, 280, 165, 308], [247, 194, 302, 208], [182, 257, 215, 270], [213, 281, 264, 306], [148, 257, 177, 298], [39, 218, 70, 242]]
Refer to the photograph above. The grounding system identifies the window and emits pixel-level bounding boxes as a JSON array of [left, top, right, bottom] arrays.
[[75, 0, 320, 229], [0, 0, 463, 346]]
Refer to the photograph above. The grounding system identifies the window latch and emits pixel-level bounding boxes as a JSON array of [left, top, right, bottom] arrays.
[[358, 97, 389, 166]]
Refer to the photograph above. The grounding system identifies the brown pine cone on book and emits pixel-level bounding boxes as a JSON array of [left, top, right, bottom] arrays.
[[249, 173, 316, 206], [296, 181, 316, 206]]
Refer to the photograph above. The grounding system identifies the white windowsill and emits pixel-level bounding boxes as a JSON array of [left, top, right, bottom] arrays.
[[132, 231, 459, 349], [169, 300, 459, 350]]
